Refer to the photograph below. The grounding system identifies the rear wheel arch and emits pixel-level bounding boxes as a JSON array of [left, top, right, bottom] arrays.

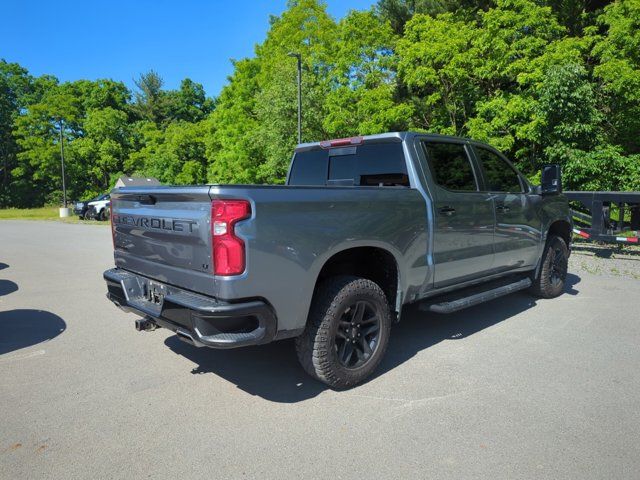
[[311, 246, 401, 316]]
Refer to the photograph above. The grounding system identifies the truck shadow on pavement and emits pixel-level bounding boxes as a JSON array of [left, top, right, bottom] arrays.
[[0, 279, 19, 297], [164, 273, 581, 403], [0, 309, 66, 355]]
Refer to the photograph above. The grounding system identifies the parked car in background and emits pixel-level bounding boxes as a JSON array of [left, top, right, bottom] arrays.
[[74, 194, 110, 220], [88, 195, 111, 221]]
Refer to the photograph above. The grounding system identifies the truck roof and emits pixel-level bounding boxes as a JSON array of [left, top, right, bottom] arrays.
[[294, 131, 473, 152]]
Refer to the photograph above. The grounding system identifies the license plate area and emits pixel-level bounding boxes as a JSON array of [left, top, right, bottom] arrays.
[[143, 281, 166, 306]]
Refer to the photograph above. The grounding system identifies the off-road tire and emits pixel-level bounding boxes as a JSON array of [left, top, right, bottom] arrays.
[[295, 276, 391, 389], [531, 235, 569, 298]]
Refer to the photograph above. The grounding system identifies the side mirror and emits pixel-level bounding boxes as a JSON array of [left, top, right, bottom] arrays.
[[540, 164, 562, 195]]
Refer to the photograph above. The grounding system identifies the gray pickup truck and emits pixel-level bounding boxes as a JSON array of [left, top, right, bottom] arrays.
[[104, 132, 571, 388]]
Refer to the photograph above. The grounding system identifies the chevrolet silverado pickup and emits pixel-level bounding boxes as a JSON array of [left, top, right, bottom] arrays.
[[104, 132, 571, 388]]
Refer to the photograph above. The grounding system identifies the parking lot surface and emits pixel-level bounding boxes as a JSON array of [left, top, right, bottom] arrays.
[[1, 220, 639, 479]]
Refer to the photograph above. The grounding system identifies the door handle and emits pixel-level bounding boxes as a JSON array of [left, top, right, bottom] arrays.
[[439, 206, 456, 216], [496, 204, 510, 213]]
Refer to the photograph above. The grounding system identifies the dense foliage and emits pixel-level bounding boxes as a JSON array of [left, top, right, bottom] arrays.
[[1, 0, 639, 207]]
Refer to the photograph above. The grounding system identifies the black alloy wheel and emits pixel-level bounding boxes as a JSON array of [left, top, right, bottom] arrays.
[[295, 276, 392, 389], [530, 235, 569, 298], [335, 300, 381, 369], [549, 244, 568, 288]]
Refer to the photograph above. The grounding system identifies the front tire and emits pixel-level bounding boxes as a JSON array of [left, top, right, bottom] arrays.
[[295, 276, 391, 389], [531, 235, 569, 298]]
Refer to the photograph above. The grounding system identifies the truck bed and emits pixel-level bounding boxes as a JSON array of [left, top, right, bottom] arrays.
[[110, 184, 429, 333]]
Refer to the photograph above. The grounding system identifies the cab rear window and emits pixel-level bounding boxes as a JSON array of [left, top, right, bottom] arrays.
[[288, 143, 409, 187]]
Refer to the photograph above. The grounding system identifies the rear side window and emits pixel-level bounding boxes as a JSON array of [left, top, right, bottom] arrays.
[[421, 142, 477, 192], [289, 142, 409, 187], [475, 147, 523, 193], [288, 149, 327, 186]]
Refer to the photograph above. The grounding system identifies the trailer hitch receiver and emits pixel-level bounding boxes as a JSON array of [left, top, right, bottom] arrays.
[[135, 317, 158, 332]]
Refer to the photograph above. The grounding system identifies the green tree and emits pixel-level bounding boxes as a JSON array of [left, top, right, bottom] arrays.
[[72, 79, 131, 112], [207, 58, 261, 184], [132, 70, 167, 125], [166, 78, 214, 123], [537, 63, 601, 163], [397, 12, 479, 134], [377, 0, 494, 34], [3, 0, 640, 207], [125, 120, 164, 176], [592, 0, 640, 154], [324, 10, 412, 137], [73, 107, 130, 195], [12, 82, 82, 206], [0, 60, 34, 206], [253, 0, 339, 182], [544, 0, 610, 36]]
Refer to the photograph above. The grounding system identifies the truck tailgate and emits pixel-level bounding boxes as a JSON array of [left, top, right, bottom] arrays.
[[111, 186, 215, 295]]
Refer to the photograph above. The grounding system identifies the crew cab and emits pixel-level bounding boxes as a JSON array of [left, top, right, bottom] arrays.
[[104, 132, 571, 388]]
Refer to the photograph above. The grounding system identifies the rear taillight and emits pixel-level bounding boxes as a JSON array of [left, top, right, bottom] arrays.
[[211, 199, 251, 276]]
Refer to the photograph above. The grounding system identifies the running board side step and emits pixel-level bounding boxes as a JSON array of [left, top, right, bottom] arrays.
[[420, 278, 532, 314]]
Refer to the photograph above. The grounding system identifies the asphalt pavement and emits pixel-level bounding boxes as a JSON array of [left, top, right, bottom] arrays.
[[1, 220, 639, 479]]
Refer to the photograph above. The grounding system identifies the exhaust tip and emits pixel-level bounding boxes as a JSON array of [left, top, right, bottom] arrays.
[[176, 329, 196, 345]]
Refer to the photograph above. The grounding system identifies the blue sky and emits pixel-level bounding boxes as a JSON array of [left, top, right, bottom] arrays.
[[2, 0, 375, 97]]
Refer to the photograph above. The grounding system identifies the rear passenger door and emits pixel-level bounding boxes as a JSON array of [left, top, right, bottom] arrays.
[[472, 146, 541, 270], [418, 140, 495, 288]]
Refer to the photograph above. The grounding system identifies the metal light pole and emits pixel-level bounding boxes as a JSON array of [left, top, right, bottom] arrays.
[[59, 120, 67, 207], [287, 52, 302, 144]]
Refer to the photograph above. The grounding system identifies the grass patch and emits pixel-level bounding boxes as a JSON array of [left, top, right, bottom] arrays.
[[0, 207, 107, 225], [0, 206, 60, 220]]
